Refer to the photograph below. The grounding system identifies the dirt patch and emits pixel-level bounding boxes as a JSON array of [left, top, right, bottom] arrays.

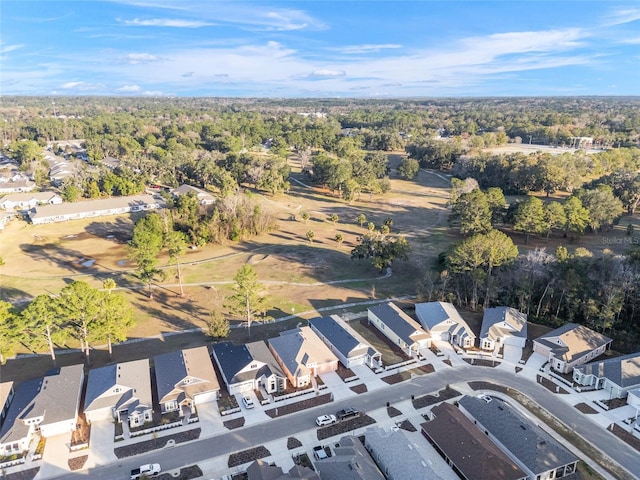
[[381, 364, 434, 384], [387, 406, 402, 417], [223, 417, 245, 430], [602, 397, 628, 410], [335, 363, 358, 382], [609, 424, 640, 452], [350, 384, 367, 394], [157, 465, 203, 480], [2, 468, 40, 480], [264, 393, 332, 418], [464, 357, 501, 367], [574, 403, 598, 414], [114, 428, 201, 459], [287, 437, 303, 450], [536, 375, 570, 394], [412, 387, 461, 409], [397, 419, 417, 432], [68, 455, 88, 471], [317, 414, 376, 440], [228, 446, 271, 468]]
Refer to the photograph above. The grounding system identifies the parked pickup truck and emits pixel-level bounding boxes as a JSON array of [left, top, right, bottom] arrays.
[[131, 463, 161, 479]]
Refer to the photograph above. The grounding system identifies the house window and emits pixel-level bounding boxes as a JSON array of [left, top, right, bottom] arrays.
[[165, 401, 178, 412]]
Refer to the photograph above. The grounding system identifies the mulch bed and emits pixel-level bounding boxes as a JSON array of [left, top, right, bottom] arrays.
[[574, 403, 599, 414], [114, 428, 201, 458], [536, 375, 569, 394], [287, 437, 303, 449], [265, 393, 332, 418], [335, 364, 358, 381], [515, 367, 523, 373], [350, 384, 367, 394], [317, 414, 376, 440], [602, 397, 628, 409], [442, 359, 452, 366], [468, 381, 510, 394], [609, 424, 640, 452], [228, 446, 271, 468], [68, 455, 88, 471], [157, 465, 203, 480], [397, 419, 417, 432], [223, 417, 245, 430], [387, 406, 402, 418], [381, 364, 435, 384], [412, 387, 461, 409], [3, 468, 40, 480], [464, 358, 501, 367]]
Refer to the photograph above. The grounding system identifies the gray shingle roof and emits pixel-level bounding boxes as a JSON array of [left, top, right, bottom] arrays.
[[458, 395, 577, 475], [368, 303, 428, 345], [212, 342, 256, 385], [364, 427, 441, 480], [0, 378, 40, 444], [23, 364, 84, 425], [154, 350, 188, 401], [30, 194, 162, 222], [314, 435, 385, 480], [309, 315, 375, 360], [481, 307, 527, 340], [84, 359, 151, 413], [574, 352, 640, 389]]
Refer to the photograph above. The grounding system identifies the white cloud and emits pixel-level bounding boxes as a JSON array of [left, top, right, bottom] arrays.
[[59, 81, 105, 91], [143, 90, 164, 95], [117, 84, 141, 92], [335, 44, 402, 54], [121, 53, 161, 64], [306, 69, 346, 78], [620, 36, 640, 44], [0, 44, 24, 54], [604, 8, 640, 26], [121, 18, 214, 27]]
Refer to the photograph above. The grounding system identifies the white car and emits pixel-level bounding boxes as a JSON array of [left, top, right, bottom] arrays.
[[316, 414, 337, 427], [242, 395, 255, 409]]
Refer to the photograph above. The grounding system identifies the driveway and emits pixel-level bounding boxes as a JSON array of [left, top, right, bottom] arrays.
[[502, 344, 523, 365], [518, 352, 547, 380], [35, 433, 71, 479], [85, 419, 117, 469]]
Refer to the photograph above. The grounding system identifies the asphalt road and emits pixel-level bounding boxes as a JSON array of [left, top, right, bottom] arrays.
[[50, 365, 640, 480]]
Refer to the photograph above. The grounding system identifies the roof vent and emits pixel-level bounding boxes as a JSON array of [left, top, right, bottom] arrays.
[[520, 425, 526, 430]]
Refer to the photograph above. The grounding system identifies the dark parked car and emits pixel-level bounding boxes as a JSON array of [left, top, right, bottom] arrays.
[[336, 407, 359, 420]]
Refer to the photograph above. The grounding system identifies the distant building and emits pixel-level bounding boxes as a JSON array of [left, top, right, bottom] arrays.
[[29, 194, 162, 224], [0, 191, 62, 211], [172, 184, 215, 205]]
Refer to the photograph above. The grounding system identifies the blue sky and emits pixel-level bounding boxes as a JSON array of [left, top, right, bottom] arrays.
[[1, 1, 639, 97]]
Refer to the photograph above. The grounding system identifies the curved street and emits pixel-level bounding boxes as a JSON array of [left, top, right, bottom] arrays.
[[48, 363, 640, 480]]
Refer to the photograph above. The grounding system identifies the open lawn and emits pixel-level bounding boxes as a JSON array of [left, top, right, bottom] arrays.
[[1, 153, 638, 366]]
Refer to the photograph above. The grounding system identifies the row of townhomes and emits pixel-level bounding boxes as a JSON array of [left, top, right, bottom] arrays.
[[1, 301, 636, 477], [0, 183, 217, 230]]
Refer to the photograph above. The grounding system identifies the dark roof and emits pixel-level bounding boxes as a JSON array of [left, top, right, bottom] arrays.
[[308, 316, 371, 359], [0, 378, 40, 443], [247, 459, 319, 480], [154, 350, 188, 401], [574, 352, 640, 389], [314, 435, 385, 480], [212, 342, 257, 385], [458, 396, 577, 474], [368, 302, 428, 345], [246, 341, 285, 379], [421, 403, 527, 480], [84, 364, 118, 411]]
